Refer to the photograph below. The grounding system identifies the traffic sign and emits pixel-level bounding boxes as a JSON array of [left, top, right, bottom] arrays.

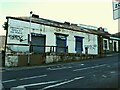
[[113, 0, 120, 20]]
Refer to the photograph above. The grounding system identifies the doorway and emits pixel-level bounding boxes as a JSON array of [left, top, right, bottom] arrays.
[[31, 33, 46, 53]]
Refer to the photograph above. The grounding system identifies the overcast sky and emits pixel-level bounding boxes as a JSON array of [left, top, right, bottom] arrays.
[[0, 0, 119, 35]]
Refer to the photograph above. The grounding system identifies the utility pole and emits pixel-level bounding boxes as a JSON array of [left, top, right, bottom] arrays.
[[28, 11, 33, 65]]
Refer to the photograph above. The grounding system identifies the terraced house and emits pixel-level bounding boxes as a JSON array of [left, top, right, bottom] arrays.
[[3, 15, 120, 67], [80, 24, 120, 55]]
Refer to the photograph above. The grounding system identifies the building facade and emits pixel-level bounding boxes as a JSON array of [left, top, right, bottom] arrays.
[[4, 16, 120, 67], [5, 17, 98, 55]]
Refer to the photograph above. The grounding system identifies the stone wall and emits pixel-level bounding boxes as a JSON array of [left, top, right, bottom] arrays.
[[46, 53, 96, 64], [5, 53, 97, 67], [5, 54, 18, 67]]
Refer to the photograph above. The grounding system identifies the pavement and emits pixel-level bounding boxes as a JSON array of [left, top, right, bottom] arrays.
[[0, 52, 119, 72]]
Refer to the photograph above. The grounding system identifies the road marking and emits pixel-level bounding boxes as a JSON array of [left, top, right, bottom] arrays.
[[102, 75, 107, 78], [110, 71, 116, 74], [41, 76, 84, 90], [3, 79, 16, 83], [19, 74, 47, 80], [47, 67, 72, 71], [73, 64, 106, 71], [11, 87, 26, 90], [0, 80, 3, 90], [81, 64, 84, 66], [3, 74, 47, 83], [11, 80, 62, 88]]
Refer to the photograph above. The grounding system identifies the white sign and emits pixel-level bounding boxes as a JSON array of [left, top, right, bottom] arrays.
[[113, 0, 120, 19]]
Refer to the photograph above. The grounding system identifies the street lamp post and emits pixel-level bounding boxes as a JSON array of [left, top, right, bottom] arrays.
[[28, 11, 33, 65]]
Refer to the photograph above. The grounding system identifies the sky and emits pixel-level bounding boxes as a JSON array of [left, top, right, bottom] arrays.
[[0, 0, 119, 35]]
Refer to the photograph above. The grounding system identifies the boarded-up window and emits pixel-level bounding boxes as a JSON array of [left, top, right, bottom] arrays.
[[56, 34, 67, 53], [31, 33, 46, 53]]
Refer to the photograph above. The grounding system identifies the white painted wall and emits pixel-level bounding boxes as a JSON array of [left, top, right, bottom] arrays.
[[83, 33, 98, 54], [44, 26, 98, 54], [7, 19, 30, 52], [7, 18, 98, 54]]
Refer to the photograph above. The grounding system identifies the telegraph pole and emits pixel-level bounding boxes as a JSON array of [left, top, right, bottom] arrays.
[[28, 11, 33, 65]]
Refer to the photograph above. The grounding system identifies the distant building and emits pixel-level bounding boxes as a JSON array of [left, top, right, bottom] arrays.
[[112, 32, 120, 52], [0, 35, 5, 52]]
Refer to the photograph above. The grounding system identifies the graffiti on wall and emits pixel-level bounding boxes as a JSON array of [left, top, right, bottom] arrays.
[[84, 45, 97, 50], [10, 27, 23, 34], [8, 35, 23, 41], [8, 27, 25, 41]]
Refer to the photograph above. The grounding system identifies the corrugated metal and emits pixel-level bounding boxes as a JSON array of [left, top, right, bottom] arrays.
[[56, 34, 67, 53], [31, 34, 45, 53]]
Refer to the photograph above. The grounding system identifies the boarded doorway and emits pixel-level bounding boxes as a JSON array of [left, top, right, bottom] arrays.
[[114, 42, 117, 52], [75, 36, 84, 53], [31, 33, 46, 53], [56, 33, 68, 53]]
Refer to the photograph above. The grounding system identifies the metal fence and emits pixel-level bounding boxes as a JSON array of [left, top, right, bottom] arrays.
[[6, 43, 68, 54]]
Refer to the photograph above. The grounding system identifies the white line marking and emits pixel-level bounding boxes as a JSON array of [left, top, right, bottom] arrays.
[[3, 79, 16, 83], [81, 64, 84, 66], [19, 74, 47, 80], [41, 76, 84, 90], [102, 75, 107, 78], [12, 80, 62, 88], [11, 87, 26, 90], [110, 71, 116, 74], [47, 67, 72, 71], [3, 74, 47, 83], [73, 64, 106, 71], [0, 80, 3, 90]]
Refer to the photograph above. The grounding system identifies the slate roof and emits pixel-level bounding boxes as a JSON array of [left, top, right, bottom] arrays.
[[6, 16, 112, 38]]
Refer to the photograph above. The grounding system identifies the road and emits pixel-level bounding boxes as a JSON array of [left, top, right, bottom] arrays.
[[1, 54, 120, 90]]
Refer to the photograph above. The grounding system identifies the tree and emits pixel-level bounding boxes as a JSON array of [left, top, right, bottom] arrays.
[[2, 22, 8, 30]]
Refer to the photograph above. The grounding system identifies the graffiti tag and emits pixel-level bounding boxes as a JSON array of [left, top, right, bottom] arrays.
[[85, 45, 97, 50], [9, 35, 23, 41]]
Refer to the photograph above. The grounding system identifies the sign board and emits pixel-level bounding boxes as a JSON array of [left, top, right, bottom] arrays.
[[113, 0, 120, 20]]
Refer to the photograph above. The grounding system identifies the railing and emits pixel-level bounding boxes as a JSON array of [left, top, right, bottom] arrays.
[[6, 43, 68, 53], [30, 45, 68, 53]]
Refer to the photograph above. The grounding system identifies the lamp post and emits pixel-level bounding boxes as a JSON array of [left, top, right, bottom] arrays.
[[28, 11, 32, 65]]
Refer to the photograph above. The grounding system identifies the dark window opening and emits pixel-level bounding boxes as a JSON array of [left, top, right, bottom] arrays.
[[75, 36, 84, 53], [103, 40, 107, 50], [114, 42, 117, 52]]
